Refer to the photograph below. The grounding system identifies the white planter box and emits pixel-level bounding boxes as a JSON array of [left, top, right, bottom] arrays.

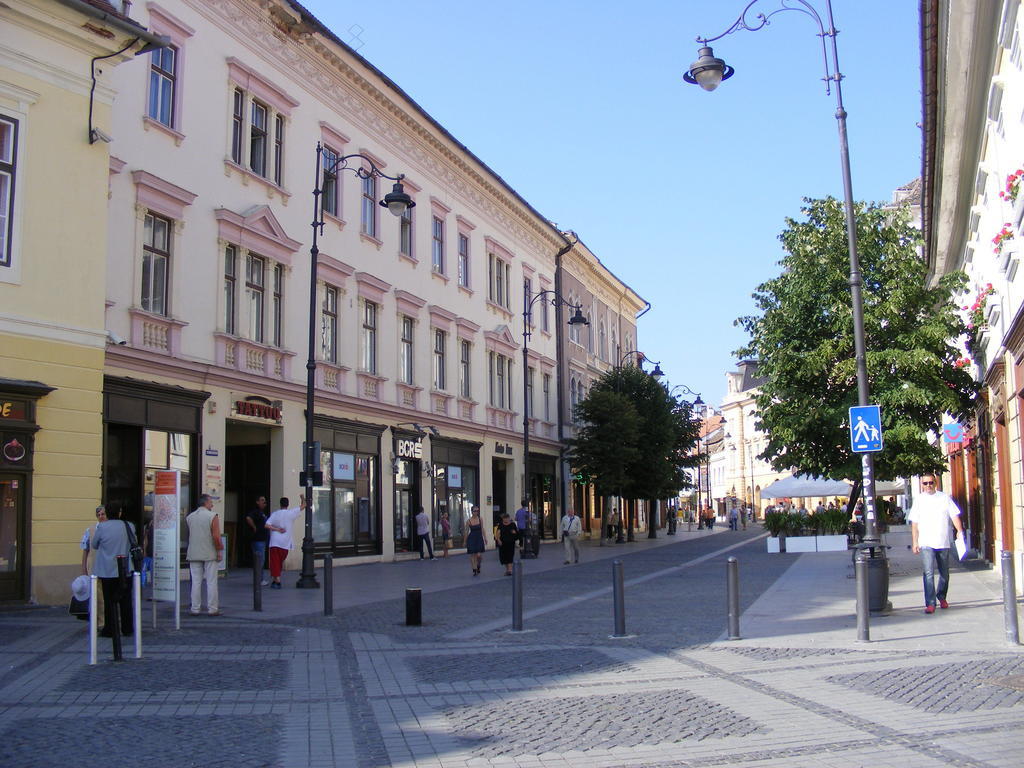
[[785, 536, 817, 553], [816, 535, 848, 552], [767, 536, 781, 553]]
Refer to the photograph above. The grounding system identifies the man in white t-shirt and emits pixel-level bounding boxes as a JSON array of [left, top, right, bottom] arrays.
[[907, 473, 964, 614], [265, 496, 305, 589]]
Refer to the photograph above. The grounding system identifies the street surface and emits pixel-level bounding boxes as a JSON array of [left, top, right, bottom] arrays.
[[1, 524, 1021, 767]]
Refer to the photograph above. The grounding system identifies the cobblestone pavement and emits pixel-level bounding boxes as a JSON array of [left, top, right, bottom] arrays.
[[1, 527, 1022, 767]]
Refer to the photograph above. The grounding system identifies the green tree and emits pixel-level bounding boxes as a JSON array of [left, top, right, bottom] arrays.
[[737, 197, 976, 482], [568, 389, 640, 498]]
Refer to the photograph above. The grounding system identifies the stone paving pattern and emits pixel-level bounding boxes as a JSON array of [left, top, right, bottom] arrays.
[[0, 526, 1021, 767]]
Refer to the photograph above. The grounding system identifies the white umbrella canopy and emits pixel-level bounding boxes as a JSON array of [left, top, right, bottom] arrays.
[[760, 474, 907, 499]]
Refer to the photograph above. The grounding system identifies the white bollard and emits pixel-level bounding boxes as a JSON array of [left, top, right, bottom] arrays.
[[133, 571, 142, 659], [89, 575, 98, 665]]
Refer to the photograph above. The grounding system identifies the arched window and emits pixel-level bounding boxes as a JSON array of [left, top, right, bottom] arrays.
[[599, 322, 607, 360], [586, 313, 593, 353], [570, 375, 578, 415]]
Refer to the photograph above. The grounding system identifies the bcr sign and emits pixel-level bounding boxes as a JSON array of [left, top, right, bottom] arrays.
[[397, 438, 423, 459]]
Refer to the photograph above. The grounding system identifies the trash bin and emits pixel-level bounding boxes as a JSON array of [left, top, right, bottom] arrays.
[[866, 548, 890, 612]]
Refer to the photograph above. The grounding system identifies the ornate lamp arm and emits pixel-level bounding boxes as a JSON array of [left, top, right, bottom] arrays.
[[312, 143, 413, 236]]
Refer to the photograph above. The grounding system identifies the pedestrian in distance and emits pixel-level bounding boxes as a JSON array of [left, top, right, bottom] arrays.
[[495, 512, 519, 576], [80, 504, 106, 576], [728, 506, 739, 531], [561, 507, 582, 564], [90, 503, 134, 637], [908, 473, 965, 614], [440, 510, 451, 558], [465, 505, 486, 576], [245, 495, 270, 585], [415, 506, 436, 560], [515, 500, 529, 549], [186, 493, 224, 615], [141, 514, 154, 587], [265, 496, 305, 588]]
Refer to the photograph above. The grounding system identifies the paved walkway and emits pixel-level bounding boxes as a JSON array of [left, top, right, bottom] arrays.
[[1, 525, 1021, 767]]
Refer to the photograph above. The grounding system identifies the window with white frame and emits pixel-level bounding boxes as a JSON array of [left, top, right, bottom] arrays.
[[322, 285, 338, 363], [230, 88, 285, 187], [399, 315, 414, 384], [525, 278, 533, 324], [224, 244, 237, 334], [459, 339, 471, 398], [321, 146, 339, 218], [147, 46, 177, 127], [362, 300, 378, 373], [432, 216, 445, 273], [400, 205, 414, 258], [361, 172, 377, 238], [141, 212, 171, 315], [543, 373, 551, 421], [0, 115, 17, 269], [271, 264, 283, 347], [457, 233, 469, 287], [541, 288, 549, 332], [245, 253, 266, 343], [488, 351, 513, 408], [433, 329, 447, 390], [488, 252, 511, 308]]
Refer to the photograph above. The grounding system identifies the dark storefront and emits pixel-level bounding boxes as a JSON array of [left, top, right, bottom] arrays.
[[431, 438, 480, 546], [313, 419, 383, 557], [0, 379, 54, 601], [393, 429, 424, 554], [527, 453, 558, 538], [103, 376, 206, 541]]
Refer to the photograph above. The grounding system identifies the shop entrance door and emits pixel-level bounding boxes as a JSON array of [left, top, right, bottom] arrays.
[[225, 423, 272, 567], [491, 459, 507, 529], [0, 475, 25, 600]]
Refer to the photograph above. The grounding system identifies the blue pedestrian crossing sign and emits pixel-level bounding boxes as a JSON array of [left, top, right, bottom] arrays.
[[849, 405, 883, 453]]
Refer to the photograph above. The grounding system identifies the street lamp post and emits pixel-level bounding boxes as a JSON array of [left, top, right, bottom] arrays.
[[613, 351, 663, 542], [685, 0, 886, 596], [299, 144, 414, 588], [522, 283, 587, 559], [670, 384, 704, 532]]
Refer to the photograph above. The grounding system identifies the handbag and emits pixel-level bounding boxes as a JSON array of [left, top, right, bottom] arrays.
[[124, 519, 144, 573]]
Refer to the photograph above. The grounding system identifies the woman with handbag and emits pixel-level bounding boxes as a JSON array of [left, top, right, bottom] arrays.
[[90, 503, 135, 637], [495, 512, 519, 576]]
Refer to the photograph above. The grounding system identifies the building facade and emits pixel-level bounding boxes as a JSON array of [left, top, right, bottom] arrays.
[[921, 0, 1023, 588], [0, 0, 167, 603]]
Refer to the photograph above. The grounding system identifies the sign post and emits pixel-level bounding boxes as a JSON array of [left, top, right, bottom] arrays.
[[152, 469, 181, 630]]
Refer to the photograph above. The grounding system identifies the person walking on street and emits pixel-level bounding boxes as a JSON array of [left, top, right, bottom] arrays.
[[465, 505, 486, 576], [265, 496, 305, 589], [908, 473, 965, 614], [244, 495, 270, 585], [415, 506, 436, 560], [186, 494, 223, 615], [80, 505, 106, 576], [90, 503, 134, 637], [495, 512, 519, 575], [440, 511, 451, 557], [515, 500, 529, 549], [561, 508, 582, 564], [728, 506, 739, 531]]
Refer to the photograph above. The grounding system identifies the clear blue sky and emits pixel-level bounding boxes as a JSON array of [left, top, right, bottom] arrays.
[[301, 0, 923, 409]]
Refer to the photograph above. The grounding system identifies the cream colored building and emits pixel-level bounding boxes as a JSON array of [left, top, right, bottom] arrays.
[[921, 0, 1024, 586], [83, 0, 643, 582], [0, 0, 167, 603]]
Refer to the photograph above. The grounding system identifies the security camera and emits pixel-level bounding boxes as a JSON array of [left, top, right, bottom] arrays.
[[106, 330, 127, 346], [90, 127, 113, 144]]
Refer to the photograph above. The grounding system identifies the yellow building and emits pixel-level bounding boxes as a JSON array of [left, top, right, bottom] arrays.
[[0, 0, 166, 603]]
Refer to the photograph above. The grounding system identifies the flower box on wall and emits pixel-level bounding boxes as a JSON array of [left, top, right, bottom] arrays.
[[785, 536, 818, 553], [816, 534, 849, 552], [767, 536, 782, 553]]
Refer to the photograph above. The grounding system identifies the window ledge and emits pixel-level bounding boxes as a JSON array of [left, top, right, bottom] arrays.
[[431, 269, 450, 284], [223, 159, 291, 203], [129, 307, 188, 356], [458, 284, 473, 297], [457, 396, 479, 406], [213, 332, 295, 378], [360, 232, 383, 250], [142, 116, 185, 145], [486, 300, 514, 320], [323, 211, 346, 231], [399, 251, 418, 266], [316, 361, 350, 393]]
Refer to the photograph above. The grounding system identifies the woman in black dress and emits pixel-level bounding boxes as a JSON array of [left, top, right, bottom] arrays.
[[495, 512, 519, 576], [465, 505, 486, 576]]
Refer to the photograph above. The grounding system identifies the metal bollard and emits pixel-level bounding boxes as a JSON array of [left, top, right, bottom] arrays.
[[112, 555, 127, 661], [133, 571, 142, 659], [512, 560, 523, 631], [612, 560, 626, 637], [89, 575, 98, 665], [855, 548, 870, 642], [405, 587, 422, 626], [1001, 551, 1020, 646], [252, 560, 262, 612], [323, 554, 333, 616], [726, 556, 741, 640]]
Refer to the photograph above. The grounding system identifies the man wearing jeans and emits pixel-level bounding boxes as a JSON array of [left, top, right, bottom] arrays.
[[908, 473, 964, 614]]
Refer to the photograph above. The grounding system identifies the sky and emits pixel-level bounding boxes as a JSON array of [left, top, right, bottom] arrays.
[[300, 0, 924, 409]]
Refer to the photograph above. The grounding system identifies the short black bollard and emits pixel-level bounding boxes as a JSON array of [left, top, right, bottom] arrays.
[[112, 555, 128, 661], [1001, 551, 1020, 646], [612, 560, 626, 637], [726, 556, 741, 641], [252, 560, 262, 612], [512, 560, 523, 631], [323, 554, 333, 617], [855, 548, 870, 642], [405, 587, 422, 626]]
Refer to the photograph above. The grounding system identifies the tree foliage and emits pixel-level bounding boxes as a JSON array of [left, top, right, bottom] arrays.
[[736, 197, 977, 481], [568, 366, 701, 500]]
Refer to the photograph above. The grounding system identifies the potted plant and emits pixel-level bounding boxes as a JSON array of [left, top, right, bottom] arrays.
[[815, 508, 850, 551], [763, 510, 788, 552], [784, 510, 817, 552]]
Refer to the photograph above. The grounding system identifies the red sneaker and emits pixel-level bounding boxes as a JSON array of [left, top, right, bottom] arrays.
[[939, 599, 949, 609], [924, 605, 935, 614]]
